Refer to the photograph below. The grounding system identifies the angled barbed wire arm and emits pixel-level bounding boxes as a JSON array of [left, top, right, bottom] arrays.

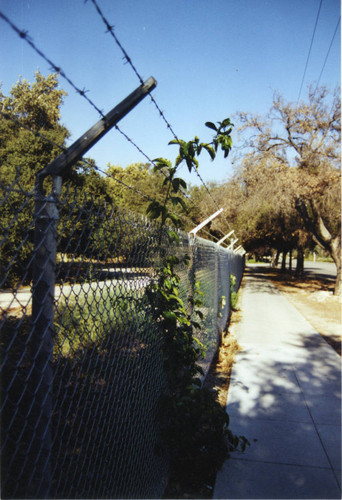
[[189, 208, 223, 237], [228, 238, 239, 250], [37, 77, 157, 185], [217, 230, 235, 246]]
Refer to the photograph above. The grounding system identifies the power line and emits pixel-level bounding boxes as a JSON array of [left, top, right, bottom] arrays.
[[315, 16, 341, 91], [297, 0, 323, 103]]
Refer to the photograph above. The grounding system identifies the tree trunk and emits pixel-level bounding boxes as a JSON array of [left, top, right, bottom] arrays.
[[281, 251, 287, 272], [271, 249, 277, 267], [289, 250, 292, 272], [330, 236, 341, 296], [295, 198, 341, 295], [296, 248, 304, 276]]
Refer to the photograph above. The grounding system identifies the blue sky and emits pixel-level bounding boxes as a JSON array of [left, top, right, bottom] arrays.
[[1, 0, 340, 186]]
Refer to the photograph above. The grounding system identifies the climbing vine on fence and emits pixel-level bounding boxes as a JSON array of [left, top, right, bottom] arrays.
[[145, 119, 248, 493]]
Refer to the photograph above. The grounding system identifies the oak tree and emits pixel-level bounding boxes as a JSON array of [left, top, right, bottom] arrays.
[[238, 86, 341, 293]]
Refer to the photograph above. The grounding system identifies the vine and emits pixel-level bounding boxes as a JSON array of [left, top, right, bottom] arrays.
[[145, 119, 248, 495]]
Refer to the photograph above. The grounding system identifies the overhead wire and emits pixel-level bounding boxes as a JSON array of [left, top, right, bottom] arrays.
[[315, 16, 341, 92], [297, 0, 323, 103]]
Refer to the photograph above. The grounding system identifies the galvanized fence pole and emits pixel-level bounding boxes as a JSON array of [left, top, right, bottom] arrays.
[[30, 177, 61, 498], [187, 236, 197, 318], [214, 246, 220, 332], [29, 78, 157, 497]]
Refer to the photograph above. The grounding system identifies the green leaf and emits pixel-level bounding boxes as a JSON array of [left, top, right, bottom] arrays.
[[192, 321, 201, 330], [170, 196, 182, 206], [175, 155, 183, 167], [162, 310, 177, 321], [195, 309, 204, 320], [221, 117, 234, 128], [178, 178, 187, 189], [152, 157, 172, 170], [146, 200, 162, 219], [167, 230, 180, 244], [168, 139, 182, 146], [167, 212, 180, 225], [205, 121, 218, 131], [202, 144, 216, 160]]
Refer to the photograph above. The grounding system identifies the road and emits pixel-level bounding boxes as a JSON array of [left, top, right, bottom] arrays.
[[303, 261, 337, 280], [0, 271, 151, 314]]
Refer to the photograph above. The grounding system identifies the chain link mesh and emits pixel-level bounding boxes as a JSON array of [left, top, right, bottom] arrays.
[[1, 177, 244, 499]]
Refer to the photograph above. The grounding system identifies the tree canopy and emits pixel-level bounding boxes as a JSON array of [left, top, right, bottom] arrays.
[[1, 73, 340, 293], [213, 86, 340, 292]]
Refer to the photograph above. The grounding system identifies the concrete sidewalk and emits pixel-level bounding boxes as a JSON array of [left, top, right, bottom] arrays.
[[214, 266, 341, 499]]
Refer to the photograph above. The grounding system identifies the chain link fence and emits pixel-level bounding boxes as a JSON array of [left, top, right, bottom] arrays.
[[1, 177, 244, 499]]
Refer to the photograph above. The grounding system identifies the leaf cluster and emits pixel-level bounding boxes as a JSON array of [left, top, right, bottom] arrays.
[[146, 118, 234, 233], [144, 119, 248, 494], [145, 254, 247, 492]]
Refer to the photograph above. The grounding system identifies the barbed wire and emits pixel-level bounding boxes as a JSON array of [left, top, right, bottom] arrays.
[[1, 113, 227, 242], [87, 0, 180, 140], [0, 10, 200, 209], [86, 0, 230, 226], [0, 7, 232, 234], [0, 111, 202, 233], [0, 10, 105, 118]]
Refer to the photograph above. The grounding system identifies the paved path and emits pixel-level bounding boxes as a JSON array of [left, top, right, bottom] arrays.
[[214, 267, 341, 499]]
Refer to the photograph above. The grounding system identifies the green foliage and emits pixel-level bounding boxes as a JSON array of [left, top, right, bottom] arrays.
[[55, 287, 149, 358], [145, 120, 247, 492], [145, 254, 247, 490], [105, 162, 166, 215], [146, 119, 234, 232], [218, 295, 227, 318], [230, 274, 239, 311], [0, 72, 69, 287], [205, 118, 234, 158]]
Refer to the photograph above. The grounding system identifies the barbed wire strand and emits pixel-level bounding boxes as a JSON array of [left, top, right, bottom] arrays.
[[0, 8, 231, 233], [0, 11, 200, 210], [0, 10, 105, 118], [87, 0, 231, 229], [0, 111, 206, 235]]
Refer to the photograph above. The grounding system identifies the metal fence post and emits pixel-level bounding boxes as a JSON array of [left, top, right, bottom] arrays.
[[214, 246, 220, 329], [30, 177, 60, 498], [187, 236, 197, 317]]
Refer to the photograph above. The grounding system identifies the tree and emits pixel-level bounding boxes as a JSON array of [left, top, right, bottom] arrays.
[[238, 86, 341, 294], [105, 162, 165, 215], [211, 155, 313, 273], [0, 72, 69, 286]]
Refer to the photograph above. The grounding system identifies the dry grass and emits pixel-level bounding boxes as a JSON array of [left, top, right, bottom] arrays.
[[204, 280, 245, 407]]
